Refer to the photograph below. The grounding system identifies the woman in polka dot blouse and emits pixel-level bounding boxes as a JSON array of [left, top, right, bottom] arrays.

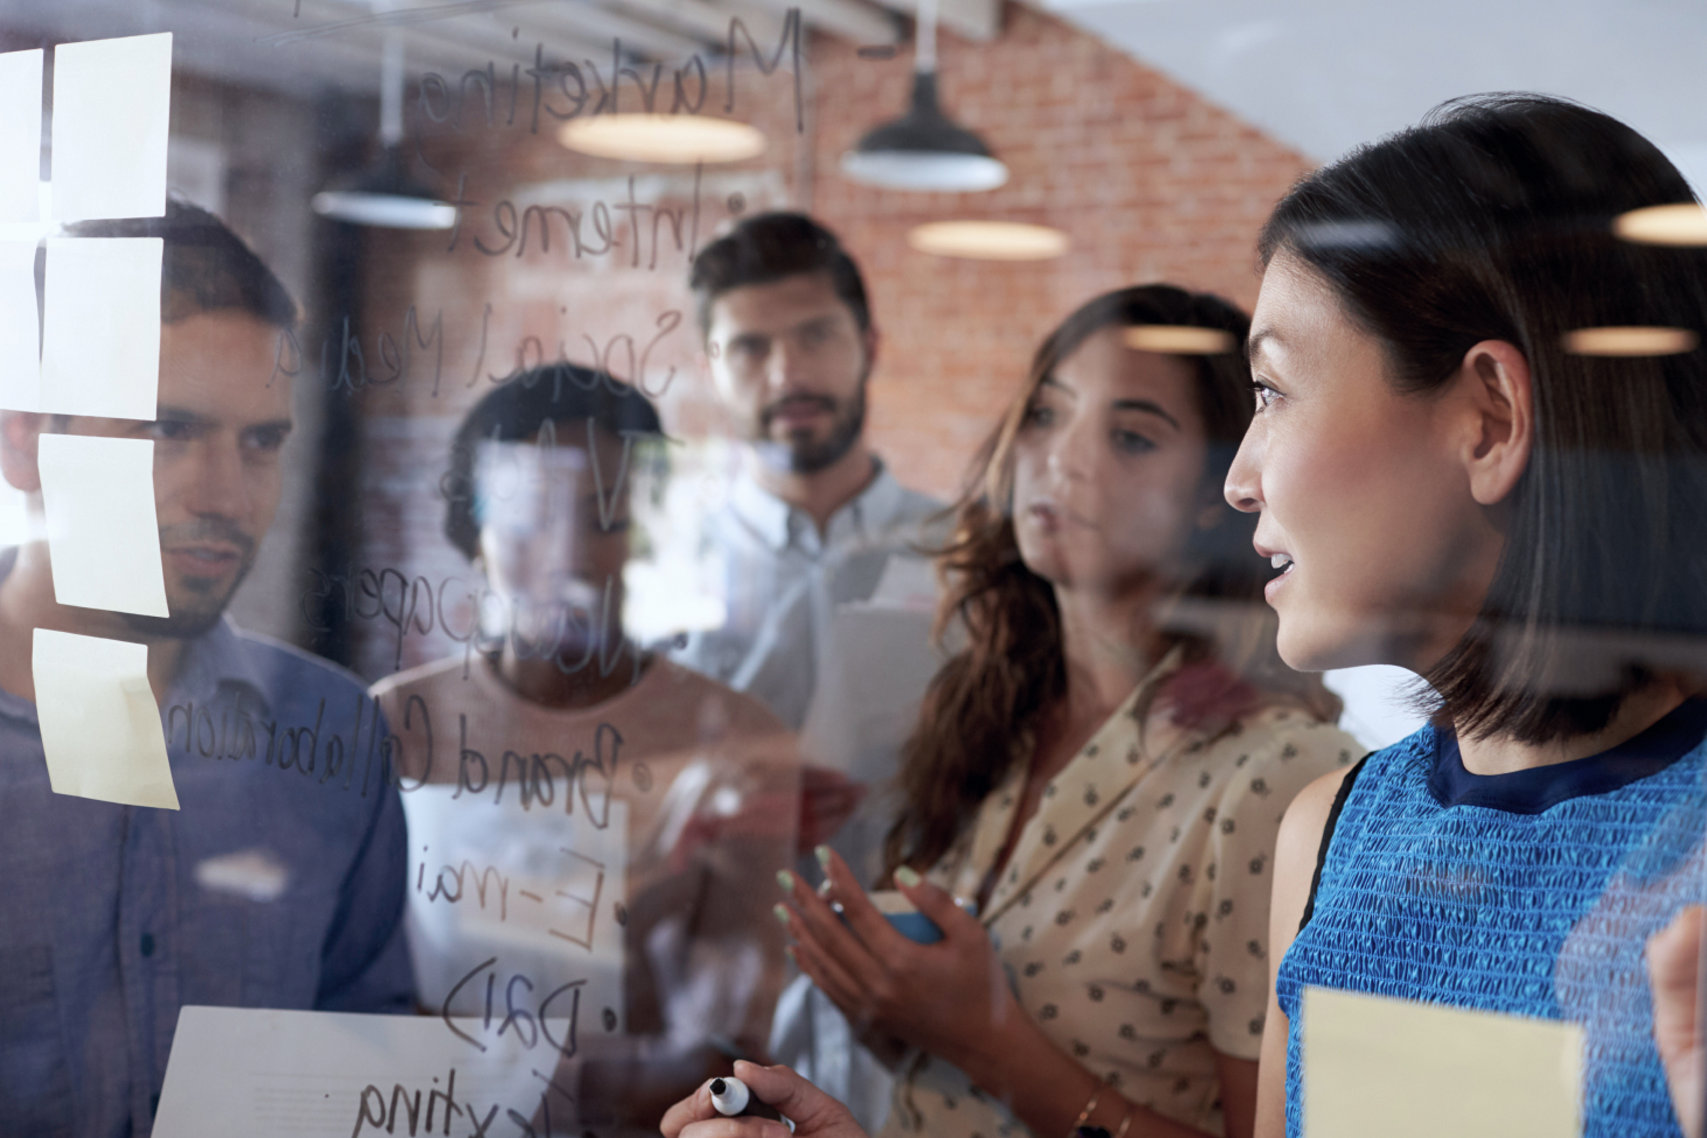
[[770, 285, 1361, 1138]]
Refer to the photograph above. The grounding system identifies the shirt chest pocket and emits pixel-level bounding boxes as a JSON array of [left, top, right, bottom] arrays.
[[180, 885, 330, 1008], [0, 944, 75, 1136]]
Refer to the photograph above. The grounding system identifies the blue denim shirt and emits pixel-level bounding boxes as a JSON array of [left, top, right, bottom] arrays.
[[0, 617, 414, 1137]]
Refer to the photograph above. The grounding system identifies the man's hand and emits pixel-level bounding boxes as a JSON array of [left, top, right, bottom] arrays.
[[659, 1061, 869, 1138]]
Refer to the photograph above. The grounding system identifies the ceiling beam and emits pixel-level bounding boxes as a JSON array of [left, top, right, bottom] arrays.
[[581, 0, 784, 49], [736, 0, 899, 45], [874, 0, 1000, 42]]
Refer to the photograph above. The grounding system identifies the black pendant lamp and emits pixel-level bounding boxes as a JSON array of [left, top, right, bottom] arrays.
[[840, 0, 1007, 192], [312, 35, 457, 230]]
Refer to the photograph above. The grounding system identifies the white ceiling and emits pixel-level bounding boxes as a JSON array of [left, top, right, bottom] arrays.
[[1040, 0, 1707, 192], [0, 0, 998, 98]]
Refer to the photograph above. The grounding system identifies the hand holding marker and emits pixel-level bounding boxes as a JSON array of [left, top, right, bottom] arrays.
[[709, 1075, 783, 1121]]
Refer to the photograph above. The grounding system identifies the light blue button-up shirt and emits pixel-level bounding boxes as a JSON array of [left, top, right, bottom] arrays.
[[0, 608, 414, 1137], [674, 460, 945, 734], [673, 460, 946, 1133]]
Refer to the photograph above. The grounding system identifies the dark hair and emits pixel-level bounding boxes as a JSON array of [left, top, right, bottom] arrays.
[[1260, 93, 1707, 742], [688, 211, 871, 336], [443, 365, 664, 560], [64, 198, 298, 328], [884, 284, 1340, 877]]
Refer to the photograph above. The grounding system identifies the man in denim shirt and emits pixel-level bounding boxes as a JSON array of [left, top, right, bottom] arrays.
[[0, 202, 413, 1136]]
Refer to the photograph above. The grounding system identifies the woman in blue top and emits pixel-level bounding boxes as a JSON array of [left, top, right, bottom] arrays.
[[1225, 95, 1707, 1137]]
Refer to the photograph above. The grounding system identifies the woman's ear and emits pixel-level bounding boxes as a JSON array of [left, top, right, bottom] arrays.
[[0, 411, 47, 494], [1456, 339, 1534, 507]]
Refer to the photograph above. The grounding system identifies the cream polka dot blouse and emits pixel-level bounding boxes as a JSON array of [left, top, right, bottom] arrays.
[[879, 660, 1360, 1138]]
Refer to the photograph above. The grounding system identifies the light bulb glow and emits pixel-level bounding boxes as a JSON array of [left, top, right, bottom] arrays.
[[907, 220, 1067, 260], [1612, 203, 1707, 246], [1124, 326, 1239, 355], [1562, 325, 1699, 357], [557, 115, 765, 165]]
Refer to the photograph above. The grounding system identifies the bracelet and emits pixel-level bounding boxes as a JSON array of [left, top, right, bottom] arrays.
[[1068, 1089, 1101, 1138]]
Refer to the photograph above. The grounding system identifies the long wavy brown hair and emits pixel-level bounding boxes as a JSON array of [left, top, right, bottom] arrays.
[[884, 284, 1341, 877]]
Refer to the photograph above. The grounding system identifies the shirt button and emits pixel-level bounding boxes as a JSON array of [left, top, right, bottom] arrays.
[[140, 933, 155, 957]]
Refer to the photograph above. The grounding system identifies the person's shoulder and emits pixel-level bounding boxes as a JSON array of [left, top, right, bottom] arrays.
[[649, 656, 789, 735], [1238, 706, 1365, 771], [230, 626, 367, 702], [368, 653, 472, 703], [1197, 707, 1365, 826]]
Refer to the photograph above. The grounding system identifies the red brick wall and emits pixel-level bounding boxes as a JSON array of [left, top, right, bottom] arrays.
[[341, 2, 1313, 676], [807, 3, 1313, 496]]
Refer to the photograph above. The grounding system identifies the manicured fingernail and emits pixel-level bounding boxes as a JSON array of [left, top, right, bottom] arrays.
[[773, 903, 790, 926], [815, 845, 832, 869], [777, 869, 795, 892], [895, 866, 921, 887], [784, 944, 796, 962]]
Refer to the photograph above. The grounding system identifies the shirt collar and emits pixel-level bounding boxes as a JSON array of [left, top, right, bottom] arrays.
[[729, 457, 908, 551], [169, 616, 273, 714]]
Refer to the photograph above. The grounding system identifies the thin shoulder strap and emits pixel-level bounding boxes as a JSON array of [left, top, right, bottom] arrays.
[[1298, 753, 1372, 933]]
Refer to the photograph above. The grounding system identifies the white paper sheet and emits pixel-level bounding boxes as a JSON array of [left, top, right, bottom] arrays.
[[0, 240, 40, 411], [403, 786, 629, 1035], [37, 433, 168, 617], [0, 50, 42, 224], [33, 627, 177, 809], [49, 33, 171, 223], [1302, 987, 1583, 1138], [155, 1007, 570, 1138], [39, 237, 162, 420]]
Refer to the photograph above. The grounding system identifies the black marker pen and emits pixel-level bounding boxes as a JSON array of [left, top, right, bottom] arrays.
[[708, 1076, 783, 1121]]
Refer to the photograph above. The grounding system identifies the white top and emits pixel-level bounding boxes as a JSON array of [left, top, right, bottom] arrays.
[[673, 460, 946, 877], [880, 660, 1362, 1138]]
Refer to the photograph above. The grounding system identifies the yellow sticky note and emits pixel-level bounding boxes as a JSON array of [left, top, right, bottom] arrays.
[[33, 627, 177, 810], [1303, 987, 1583, 1138], [39, 237, 162, 421], [49, 33, 171, 223], [0, 50, 42, 224], [38, 433, 168, 617], [0, 241, 40, 411]]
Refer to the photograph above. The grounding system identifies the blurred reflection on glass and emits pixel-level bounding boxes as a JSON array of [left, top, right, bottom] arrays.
[[676, 212, 948, 1130], [1225, 95, 1707, 1138], [370, 368, 799, 1135], [775, 285, 1360, 1138]]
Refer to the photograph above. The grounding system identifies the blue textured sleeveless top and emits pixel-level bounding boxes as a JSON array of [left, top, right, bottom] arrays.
[[1278, 700, 1707, 1138]]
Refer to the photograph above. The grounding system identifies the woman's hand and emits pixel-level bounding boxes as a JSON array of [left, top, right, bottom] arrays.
[[1649, 905, 1705, 1138], [776, 848, 1017, 1076], [659, 1061, 869, 1138]]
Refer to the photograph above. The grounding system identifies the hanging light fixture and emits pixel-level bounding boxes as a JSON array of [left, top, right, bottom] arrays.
[[841, 0, 1007, 192], [312, 34, 457, 230]]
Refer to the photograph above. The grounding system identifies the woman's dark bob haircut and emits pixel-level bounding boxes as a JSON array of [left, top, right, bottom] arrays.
[[1260, 93, 1707, 743]]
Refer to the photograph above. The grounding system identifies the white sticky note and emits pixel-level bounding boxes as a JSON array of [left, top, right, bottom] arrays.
[[38, 433, 167, 617], [39, 237, 161, 420], [34, 627, 177, 810], [0, 241, 40, 411], [156, 1007, 557, 1137], [1303, 987, 1583, 1138], [49, 33, 171, 222], [0, 50, 42, 224]]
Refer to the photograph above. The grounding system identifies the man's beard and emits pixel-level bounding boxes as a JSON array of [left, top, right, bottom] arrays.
[[121, 521, 257, 639], [756, 374, 868, 474]]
